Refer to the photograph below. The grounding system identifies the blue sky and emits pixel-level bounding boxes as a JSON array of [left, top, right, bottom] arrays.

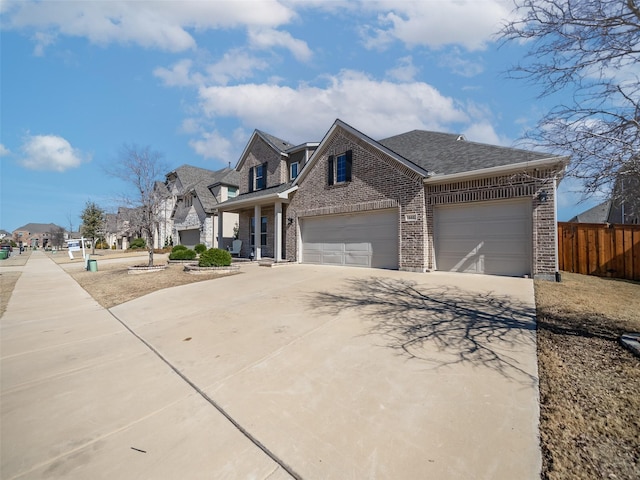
[[1, 0, 598, 233]]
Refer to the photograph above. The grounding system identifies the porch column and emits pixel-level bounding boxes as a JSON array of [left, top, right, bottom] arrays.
[[217, 210, 224, 249], [274, 200, 282, 262], [254, 204, 261, 260]]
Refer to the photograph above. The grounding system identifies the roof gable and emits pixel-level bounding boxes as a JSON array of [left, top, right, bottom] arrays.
[[294, 119, 429, 185], [235, 130, 293, 170]]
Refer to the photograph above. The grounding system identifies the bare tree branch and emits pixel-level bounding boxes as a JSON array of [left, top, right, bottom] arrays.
[[106, 144, 169, 266], [499, 0, 640, 217]]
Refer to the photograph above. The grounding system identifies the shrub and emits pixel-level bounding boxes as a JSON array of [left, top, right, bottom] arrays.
[[198, 248, 232, 267], [171, 244, 188, 252], [129, 238, 146, 249], [194, 243, 207, 254], [169, 248, 196, 260]]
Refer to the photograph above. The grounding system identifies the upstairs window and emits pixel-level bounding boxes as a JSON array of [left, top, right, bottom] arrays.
[[249, 163, 267, 192], [327, 150, 352, 186], [290, 161, 299, 180], [227, 186, 238, 198]]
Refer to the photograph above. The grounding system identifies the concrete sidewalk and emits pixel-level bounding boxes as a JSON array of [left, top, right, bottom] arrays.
[[1, 251, 291, 479]]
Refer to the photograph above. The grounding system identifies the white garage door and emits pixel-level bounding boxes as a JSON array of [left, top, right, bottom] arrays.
[[434, 199, 532, 276], [301, 209, 399, 269], [178, 229, 200, 248]]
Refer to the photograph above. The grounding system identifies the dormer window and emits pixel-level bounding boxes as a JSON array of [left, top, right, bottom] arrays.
[[249, 163, 267, 192], [290, 161, 299, 180]]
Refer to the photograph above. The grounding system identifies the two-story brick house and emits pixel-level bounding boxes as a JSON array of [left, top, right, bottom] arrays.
[[217, 119, 568, 279]]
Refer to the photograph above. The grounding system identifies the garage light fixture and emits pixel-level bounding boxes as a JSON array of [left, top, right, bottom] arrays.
[[538, 190, 548, 202]]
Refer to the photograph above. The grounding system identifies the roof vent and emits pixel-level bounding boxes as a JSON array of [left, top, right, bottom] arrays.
[[456, 134, 466, 141]]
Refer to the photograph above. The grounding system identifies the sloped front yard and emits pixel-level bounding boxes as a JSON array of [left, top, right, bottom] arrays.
[[534, 273, 640, 480]]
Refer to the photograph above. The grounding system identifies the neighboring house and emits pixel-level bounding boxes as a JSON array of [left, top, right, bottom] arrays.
[[218, 119, 569, 279], [104, 208, 139, 249], [569, 175, 640, 225], [568, 201, 612, 224], [0, 229, 10, 241], [12, 223, 65, 248], [160, 165, 240, 249]]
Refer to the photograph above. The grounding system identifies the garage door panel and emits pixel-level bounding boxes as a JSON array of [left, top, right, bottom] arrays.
[[435, 200, 532, 277], [301, 210, 398, 269]]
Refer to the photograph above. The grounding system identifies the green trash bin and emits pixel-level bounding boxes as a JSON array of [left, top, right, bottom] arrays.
[[88, 259, 98, 272], [0, 251, 8, 260]]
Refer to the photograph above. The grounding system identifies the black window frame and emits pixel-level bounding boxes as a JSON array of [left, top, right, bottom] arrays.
[[328, 150, 352, 186]]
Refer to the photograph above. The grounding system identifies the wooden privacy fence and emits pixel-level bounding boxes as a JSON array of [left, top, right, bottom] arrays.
[[558, 222, 640, 281]]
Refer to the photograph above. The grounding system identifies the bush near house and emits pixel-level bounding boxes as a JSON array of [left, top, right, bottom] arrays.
[[198, 248, 231, 267], [194, 243, 207, 254], [169, 247, 197, 260], [129, 238, 146, 249]]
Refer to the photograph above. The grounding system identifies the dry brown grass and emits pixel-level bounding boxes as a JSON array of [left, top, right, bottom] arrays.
[[535, 272, 640, 480], [66, 259, 238, 309]]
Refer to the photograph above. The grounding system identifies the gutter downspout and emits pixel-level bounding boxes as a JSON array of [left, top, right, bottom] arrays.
[[553, 175, 561, 282]]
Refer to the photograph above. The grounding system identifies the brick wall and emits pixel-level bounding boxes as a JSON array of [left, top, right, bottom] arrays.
[[240, 136, 286, 192], [426, 169, 560, 278], [285, 128, 428, 271]]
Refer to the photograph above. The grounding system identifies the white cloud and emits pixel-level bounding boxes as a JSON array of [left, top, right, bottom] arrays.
[[4, 0, 296, 53], [385, 56, 419, 82], [19, 135, 89, 172], [248, 28, 312, 62], [189, 130, 233, 160], [206, 50, 271, 85], [462, 122, 510, 146], [0, 144, 10, 156], [360, 0, 513, 51], [197, 70, 468, 142], [155, 51, 271, 88], [438, 48, 485, 77]]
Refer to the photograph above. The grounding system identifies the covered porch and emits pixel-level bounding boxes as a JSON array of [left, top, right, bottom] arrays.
[[216, 185, 297, 262]]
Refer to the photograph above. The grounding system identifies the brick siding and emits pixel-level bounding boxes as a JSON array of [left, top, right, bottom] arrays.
[[285, 128, 428, 271], [426, 169, 561, 278]]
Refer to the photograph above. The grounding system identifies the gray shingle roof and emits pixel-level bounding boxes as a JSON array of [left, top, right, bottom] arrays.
[[568, 200, 611, 223], [171, 165, 241, 213], [13, 222, 64, 233], [256, 130, 294, 153], [218, 182, 294, 209], [378, 130, 556, 175]]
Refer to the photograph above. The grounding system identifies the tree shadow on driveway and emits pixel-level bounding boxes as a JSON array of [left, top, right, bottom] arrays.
[[308, 276, 538, 384]]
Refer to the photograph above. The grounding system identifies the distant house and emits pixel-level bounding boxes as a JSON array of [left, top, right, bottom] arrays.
[[160, 165, 240, 249], [217, 119, 569, 279], [569, 176, 639, 225], [12, 223, 66, 248], [0, 229, 10, 241], [568, 201, 612, 224], [104, 208, 140, 250]]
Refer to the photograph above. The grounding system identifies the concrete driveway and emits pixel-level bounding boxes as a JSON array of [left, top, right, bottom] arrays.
[[1, 253, 540, 479]]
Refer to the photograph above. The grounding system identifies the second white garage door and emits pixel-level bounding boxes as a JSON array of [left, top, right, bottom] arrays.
[[301, 209, 399, 269], [434, 199, 532, 276]]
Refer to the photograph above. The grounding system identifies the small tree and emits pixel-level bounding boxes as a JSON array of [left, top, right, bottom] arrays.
[[80, 201, 106, 255], [107, 144, 169, 266], [51, 226, 66, 249]]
